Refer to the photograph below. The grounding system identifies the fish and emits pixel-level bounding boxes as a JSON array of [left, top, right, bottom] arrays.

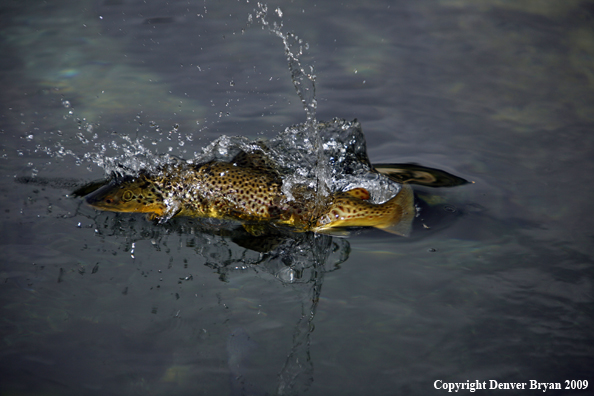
[[84, 151, 416, 237]]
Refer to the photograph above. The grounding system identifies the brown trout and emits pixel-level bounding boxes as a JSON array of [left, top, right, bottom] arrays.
[[85, 153, 415, 236]]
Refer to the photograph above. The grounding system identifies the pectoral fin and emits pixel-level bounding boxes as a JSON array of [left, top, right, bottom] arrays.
[[313, 227, 352, 238], [376, 183, 415, 237]]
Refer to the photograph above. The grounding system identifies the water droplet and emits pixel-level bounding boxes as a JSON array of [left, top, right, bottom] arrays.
[[428, 248, 437, 253]]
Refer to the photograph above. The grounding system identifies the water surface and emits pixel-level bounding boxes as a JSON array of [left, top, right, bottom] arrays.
[[1, 0, 593, 395]]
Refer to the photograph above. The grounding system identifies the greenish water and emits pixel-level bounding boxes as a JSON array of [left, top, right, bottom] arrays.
[[1, 0, 593, 395]]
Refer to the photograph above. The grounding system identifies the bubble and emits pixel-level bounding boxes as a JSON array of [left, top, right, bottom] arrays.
[[443, 204, 457, 213], [278, 267, 295, 283]]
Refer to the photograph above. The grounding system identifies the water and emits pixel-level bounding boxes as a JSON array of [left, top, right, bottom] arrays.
[[1, 0, 594, 395]]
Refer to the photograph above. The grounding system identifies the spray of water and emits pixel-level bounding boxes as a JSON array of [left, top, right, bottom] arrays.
[[32, 3, 398, 218], [250, 3, 331, 219], [23, 7, 400, 395]]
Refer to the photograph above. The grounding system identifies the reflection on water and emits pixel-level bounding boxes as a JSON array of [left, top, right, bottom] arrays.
[[89, 210, 349, 394], [2, 0, 594, 395]]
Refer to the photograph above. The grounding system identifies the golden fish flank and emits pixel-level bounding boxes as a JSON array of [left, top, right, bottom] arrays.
[[85, 159, 415, 236], [86, 160, 309, 226], [313, 184, 415, 236]]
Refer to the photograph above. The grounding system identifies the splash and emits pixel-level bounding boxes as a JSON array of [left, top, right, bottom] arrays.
[[34, 4, 402, 210], [19, 6, 403, 396], [250, 3, 330, 217]]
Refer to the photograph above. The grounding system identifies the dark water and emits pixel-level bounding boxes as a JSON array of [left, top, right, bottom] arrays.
[[1, 0, 594, 395]]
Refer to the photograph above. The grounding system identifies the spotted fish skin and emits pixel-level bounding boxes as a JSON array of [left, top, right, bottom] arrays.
[[85, 157, 414, 236], [86, 159, 319, 229], [313, 184, 415, 236], [178, 161, 316, 228]]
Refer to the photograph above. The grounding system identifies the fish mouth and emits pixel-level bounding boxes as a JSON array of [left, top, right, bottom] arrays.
[[84, 178, 166, 218], [84, 174, 138, 209], [84, 182, 119, 210]]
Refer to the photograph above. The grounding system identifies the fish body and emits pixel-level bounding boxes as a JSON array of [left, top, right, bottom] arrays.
[[85, 155, 415, 236]]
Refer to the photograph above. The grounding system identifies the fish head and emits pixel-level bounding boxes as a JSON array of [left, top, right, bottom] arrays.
[[313, 189, 371, 235], [313, 185, 415, 237], [85, 173, 166, 217]]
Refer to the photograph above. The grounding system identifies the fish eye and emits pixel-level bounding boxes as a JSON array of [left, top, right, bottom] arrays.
[[122, 190, 134, 202]]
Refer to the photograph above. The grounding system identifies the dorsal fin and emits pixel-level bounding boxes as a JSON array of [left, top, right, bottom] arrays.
[[231, 150, 255, 167], [231, 149, 278, 175], [343, 187, 370, 200]]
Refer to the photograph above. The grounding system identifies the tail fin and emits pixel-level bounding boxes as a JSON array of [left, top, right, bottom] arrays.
[[376, 183, 415, 237], [374, 163, 469, 187]]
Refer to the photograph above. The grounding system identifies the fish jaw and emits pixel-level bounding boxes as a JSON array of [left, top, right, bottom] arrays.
[[313, 184, 415, 236]]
